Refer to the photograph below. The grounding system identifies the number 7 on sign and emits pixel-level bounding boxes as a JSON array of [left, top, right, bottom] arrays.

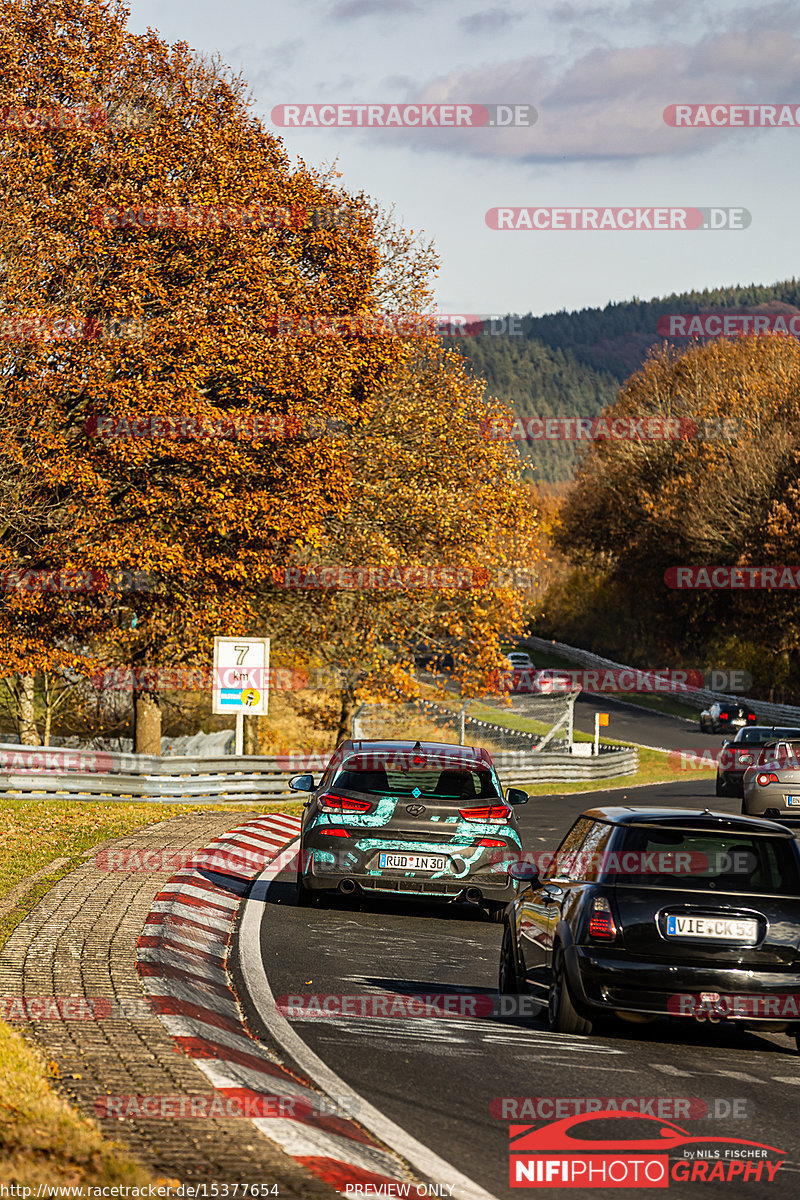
[[234, 645, 249, 665]]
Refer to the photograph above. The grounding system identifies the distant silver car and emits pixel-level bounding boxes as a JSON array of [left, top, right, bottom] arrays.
[[742, 740, 800, 817]]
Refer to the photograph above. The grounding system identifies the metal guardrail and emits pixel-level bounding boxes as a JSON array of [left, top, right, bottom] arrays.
[[523, 636, 800, 726], [0, 740, 638, 802]]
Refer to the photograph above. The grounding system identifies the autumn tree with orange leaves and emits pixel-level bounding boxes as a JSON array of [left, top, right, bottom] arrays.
[[0, 0, 540, 751], [262, 345, 540, 741], [551, 335, 800, 692]]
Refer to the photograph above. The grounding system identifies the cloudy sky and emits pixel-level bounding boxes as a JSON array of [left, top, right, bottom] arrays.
[[126, 0, 800, 315]]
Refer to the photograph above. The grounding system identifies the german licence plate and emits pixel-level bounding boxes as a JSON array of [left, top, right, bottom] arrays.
[[787, 797, 800, 805], [666, 915, 757, 941], [379, 853, 446, 871]]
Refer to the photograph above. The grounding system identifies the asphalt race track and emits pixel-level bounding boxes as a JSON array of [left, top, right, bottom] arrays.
[[233, 699, 800, 1200]]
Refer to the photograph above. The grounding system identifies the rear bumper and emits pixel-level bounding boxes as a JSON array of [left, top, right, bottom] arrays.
[[742, 786, 800, 816], [567, 945, 800, 1024], [303, 868, 515, 903]]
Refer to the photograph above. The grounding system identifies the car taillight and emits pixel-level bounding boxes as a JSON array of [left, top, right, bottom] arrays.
[[588, 896, 617, 940], [319, 793, 373, 813], [459, 805, 513, 822], [477, 837, 507, 847], [319, 828, 351, 837], [748, 714, 757, 722], [757, 773, 779, 786], [720, 712, 729, 721]]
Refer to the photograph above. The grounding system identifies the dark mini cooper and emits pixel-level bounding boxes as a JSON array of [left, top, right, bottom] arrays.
[[290, 738, 528, 920], [500, 806, 800, 1050]]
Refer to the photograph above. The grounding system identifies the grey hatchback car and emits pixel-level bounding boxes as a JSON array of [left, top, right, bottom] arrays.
[[289, 738, 529, 920]]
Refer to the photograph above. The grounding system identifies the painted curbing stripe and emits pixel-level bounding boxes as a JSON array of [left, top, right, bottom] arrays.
[[174, 1033, 284, 1070], [148, 899, 232, 929], [140, 815, 420, 1196], [144, 991, 244, 1036], [143, 909, 231, 937], [251, 1117, 405, 1176], [137, 960, 232, 993], [138, 934, 228, 969]]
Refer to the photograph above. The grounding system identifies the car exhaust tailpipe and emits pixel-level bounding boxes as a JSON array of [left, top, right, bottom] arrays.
[[339, 879, 356, 895], [465, 887, 482, 904]]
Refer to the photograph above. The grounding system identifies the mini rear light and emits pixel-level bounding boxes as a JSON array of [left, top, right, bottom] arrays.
[[748, 714, 757, 722], [459, 804, 513, 822], [738, 752, 754, 765], [720, 712, 729, 721], [319, 793, 373, 813], [477, 837, 507, 847], [588, 896, 617, 940], [320, 828, 351, 837], [757, 773, 779, 786]]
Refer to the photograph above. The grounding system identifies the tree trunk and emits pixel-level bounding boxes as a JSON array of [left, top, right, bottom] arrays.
[[335, 690, 358, 745], [18, 673, 41, 745], [134, 690, 161, 755]]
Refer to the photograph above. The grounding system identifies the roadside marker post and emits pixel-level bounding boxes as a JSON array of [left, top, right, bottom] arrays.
[[212, 637, 270, 755], [594, 711, 609, 755]]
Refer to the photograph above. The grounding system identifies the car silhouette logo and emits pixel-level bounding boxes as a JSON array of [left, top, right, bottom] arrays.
[[405, 804, 426, 816]]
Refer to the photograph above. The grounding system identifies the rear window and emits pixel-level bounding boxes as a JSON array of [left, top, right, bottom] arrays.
[[332, 761, 502, 800], [609, 827, 800, 894], [757, 742, 800, 766]]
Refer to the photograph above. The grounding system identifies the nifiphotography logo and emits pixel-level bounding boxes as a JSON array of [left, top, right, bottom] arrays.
[[508, 1111, 785, 1187]]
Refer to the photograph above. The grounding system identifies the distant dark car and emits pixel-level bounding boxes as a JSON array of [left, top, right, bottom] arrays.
[[716, 726, 800, 797], [290, 739, 528, 921], [499, 806, 800, 1051], [700, 701, 757, 734]]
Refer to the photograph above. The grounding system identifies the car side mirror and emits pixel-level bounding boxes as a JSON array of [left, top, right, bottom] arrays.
[[289, 773, 315, 792], [506, 787, 529, 805], [509, 860, 539, 883]]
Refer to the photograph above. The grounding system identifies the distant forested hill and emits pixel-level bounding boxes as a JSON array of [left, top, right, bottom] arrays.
[[454, 278, 800, 481]]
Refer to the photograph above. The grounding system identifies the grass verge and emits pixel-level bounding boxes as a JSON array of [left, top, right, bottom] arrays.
[[0, 1020, 177, 1189], [0, 797, 303, 1191]]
